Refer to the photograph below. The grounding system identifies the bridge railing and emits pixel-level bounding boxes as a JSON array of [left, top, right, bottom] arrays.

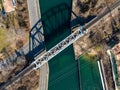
[[33, 26, 88, 69]]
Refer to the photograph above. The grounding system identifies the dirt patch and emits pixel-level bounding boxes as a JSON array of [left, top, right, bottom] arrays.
[[72, 0, 116, 17], [6, 70, 40, 90]]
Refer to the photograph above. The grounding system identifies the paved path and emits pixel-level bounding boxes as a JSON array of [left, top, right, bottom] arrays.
[[39, 63, 49, 90], [27, 0, 41, 28], [107, 50, 118, 90], [98, 60, 109, 90], [27, 0, 49, 90]]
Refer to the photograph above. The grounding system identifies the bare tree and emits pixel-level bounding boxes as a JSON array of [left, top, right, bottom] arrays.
[[16, 39, 24, 49]]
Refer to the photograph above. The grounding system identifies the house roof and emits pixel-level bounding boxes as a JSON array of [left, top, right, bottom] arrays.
[[3, 0, 15, 12]]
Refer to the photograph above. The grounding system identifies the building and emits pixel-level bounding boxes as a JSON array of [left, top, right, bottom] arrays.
[[2, 0, 16, 12]]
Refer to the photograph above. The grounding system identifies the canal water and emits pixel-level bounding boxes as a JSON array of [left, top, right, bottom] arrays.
[[78, 55, 103, 90], [39, 0, 103, 90]]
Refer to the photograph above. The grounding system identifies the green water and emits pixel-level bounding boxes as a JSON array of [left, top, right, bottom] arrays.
[[48, 45, 79, 90], [39, 0, 79, 90], [39, 0, 72, 49], [39, 0, 103, 90], [78, 55, 103, 90]]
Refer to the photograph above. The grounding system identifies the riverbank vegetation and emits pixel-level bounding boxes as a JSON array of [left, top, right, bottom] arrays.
[[0, 0, 30, 60]]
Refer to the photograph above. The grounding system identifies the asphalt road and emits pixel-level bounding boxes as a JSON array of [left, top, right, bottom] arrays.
[[0, 0, 120, 90]]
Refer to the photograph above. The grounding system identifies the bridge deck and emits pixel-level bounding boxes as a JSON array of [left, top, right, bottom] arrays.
[[33, 27, 88, 69]]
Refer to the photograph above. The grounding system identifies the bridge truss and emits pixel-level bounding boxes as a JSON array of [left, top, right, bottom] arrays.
[[32, 26, 88, 69]]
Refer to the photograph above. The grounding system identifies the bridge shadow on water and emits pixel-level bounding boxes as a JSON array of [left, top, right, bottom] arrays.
[[26, 3, 96, 62], [26, 3, 72, 62], [40, 3, 96, 48], [39, 3, 97, 90], [41, 3, 72, 48]]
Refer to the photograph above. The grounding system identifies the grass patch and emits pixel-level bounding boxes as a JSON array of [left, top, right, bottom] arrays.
[[0, 0, 2, 4], [0, 0, 2, 9], [78, 53, 103, 90], [0, 28, 7, 51], [93, 44, 102, 51]]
